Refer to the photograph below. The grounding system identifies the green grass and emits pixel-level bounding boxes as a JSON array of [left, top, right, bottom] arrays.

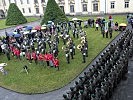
[[0, 15, 126, 93], [0, 17, 39, 29]]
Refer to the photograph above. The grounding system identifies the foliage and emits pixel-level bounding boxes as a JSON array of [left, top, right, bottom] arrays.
[[41, 0, 68, 25], [5, 3, 27, 25]]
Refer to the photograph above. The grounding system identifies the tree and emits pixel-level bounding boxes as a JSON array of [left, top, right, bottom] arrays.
[[5, 3, 27, 26], [41, 0, 68, 25]]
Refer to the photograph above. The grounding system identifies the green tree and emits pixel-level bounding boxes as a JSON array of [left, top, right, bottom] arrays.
[[41, 0, 68, 25], [5, 3, 27, 25]]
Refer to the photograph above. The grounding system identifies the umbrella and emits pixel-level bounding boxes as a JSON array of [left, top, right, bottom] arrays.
[[72, 18, 78, 21], [7, 32, 14, 36], [14, 34, 21, 38], [42, 24, 47, 27], [34, 25, 41, 30], [16, 25, 23, 29], [77, 19, 83, 22], [119, 23, 127, 27], [23, 31, 29, 35], [13, 32, 18, 34], [26, 26, 33, 30], [41, 26, 47, 30], [48, 21, 52, 24], [31, 30, 37, 33]]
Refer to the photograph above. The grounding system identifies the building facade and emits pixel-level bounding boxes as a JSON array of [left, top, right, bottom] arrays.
[[0, 0, 133, 18]]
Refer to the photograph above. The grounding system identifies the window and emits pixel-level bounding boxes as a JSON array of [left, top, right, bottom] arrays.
[[41, 0, 45, 3], [28, 8, 31, 13], [125, 1, 129, 8], [20, 0, 23, 4], [14, 0, 17, 4], [82, 4, 87, 12], [36, 8, 39, 14], [110, 1, 115, 9], [93, 3, 98, 11], [60, 6, 64, 12], [34, 0, 38, 3], [9, 0, 11, 4], [27, 0, 30, 4], [3, 0, 6, 6], [22, 8, 25, 13], [43, 7, 46, 13], [70, 5, 74, 13]]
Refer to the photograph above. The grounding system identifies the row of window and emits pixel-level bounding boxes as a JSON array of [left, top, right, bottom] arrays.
[[111, 1, 129, 9], [21, 7, 46, 14], [69, 3, 98, 13], [3, 0, 45, 6]]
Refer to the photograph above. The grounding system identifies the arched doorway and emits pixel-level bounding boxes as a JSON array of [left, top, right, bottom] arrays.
[[0, 10, 5, 18]]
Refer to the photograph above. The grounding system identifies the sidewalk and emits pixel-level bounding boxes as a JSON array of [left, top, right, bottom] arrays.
[[0, 20, 40, 37], [0, 25, 132, 100]]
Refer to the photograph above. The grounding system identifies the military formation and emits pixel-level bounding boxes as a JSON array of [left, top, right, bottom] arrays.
[[63, 29, 133, 100]]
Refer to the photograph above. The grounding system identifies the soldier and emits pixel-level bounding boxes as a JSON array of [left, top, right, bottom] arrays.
[[81, 45, 86, 63], [69, 45, 74, 59], [108, 27, 113, 38], [65, 47, 70, 64]]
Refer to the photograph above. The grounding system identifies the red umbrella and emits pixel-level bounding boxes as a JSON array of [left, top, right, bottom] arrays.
[[34, 25, 41, 30]]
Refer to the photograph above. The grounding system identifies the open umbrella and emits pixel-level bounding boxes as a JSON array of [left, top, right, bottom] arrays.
[[14, 34, 21, 38], [72, 18, 78, 21], [16, 25, 23, 29], [48, 21, 52, 24], [34, 25, 41, 30], [31, 30, 37, 33], [41, 26, 47, 30], [42, 24, 47, 27], [23, 31, 29, 35], [26, 26, 33, 30], [119, 23, 127, 27], [7, 32, 14, 37]]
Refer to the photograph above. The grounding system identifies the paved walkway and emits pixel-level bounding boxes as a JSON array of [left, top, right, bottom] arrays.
[[0, 20, 41, 37], [0, 23, 132, 100]]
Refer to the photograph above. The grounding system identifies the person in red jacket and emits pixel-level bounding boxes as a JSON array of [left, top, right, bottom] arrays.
[[32, 51, 37, 64], [44, 52, 49, 66], [48, 53, 54, 67], [38, 53, 44, 65], [53, 57, 59, 71], [16, 48, 20, 60], [26, 51, 32, 63]]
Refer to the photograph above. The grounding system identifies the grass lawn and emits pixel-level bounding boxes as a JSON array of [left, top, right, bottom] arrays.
[[0, 17, 39, 30], [0, 15, 126, 94]]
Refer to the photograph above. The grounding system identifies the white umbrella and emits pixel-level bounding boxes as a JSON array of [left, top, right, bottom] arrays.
[[23, 31, 29, 35], [31, 30, 37, 33], [72, 18, 78, 21]]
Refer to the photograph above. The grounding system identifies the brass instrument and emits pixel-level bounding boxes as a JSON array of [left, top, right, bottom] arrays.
[[77, 44, 82, 51]]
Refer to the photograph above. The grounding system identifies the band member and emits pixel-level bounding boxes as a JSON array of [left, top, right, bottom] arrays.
[[26, 50, 32, 63], [44, 52, 49, 66], [81, 46, 86, 63], [53, 57, 59, 71], [32, 50, 37, 64], [69, 45, 74, 59], [65, 47, 70, 64]]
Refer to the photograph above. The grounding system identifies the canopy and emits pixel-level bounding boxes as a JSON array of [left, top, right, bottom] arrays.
[[119, 23, 127, 27]]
